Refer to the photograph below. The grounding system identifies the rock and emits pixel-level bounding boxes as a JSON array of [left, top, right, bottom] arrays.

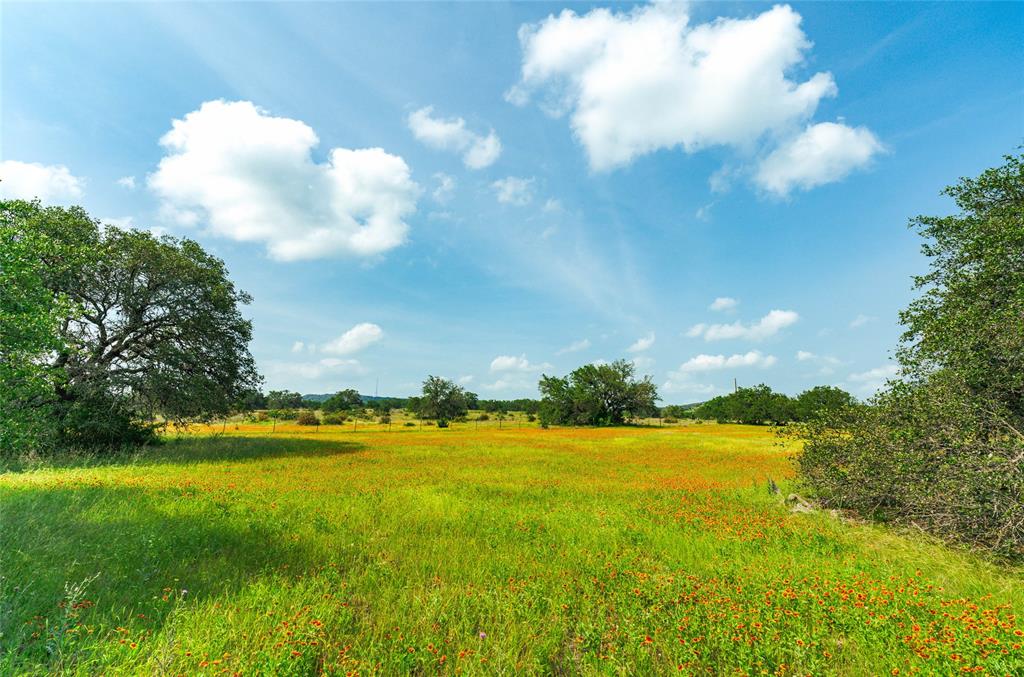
[[785, 493, 815, 513]]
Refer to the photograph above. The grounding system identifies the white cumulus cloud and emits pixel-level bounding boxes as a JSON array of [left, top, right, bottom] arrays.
[[675, 350, 777, 373], [492, 176, 534, 206], [490, 354, 552, 372], [755, 122, 884, 196], [687, 309, 799, 341], [117, 176, 137, 190], [509, 3, 839, 171], [407, 106, 502, 169], [627, 332, 655, 353], [321, 323, 384, 355], [149, 100, 420, 261], [0, 160, 85, 203], [663, 350, 775, 396], [709, 297, 738, 312]]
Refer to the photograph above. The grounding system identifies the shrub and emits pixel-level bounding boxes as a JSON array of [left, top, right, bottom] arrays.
[[793, 375, 1022, 559], [795, 153, 1024, 560], [663, 417, 678, 424], [436, 419, 449, 428], [322, 413, 346, 425], [55, 391, 158, 448], [526, 414, 536, 422], [404, 422, 416, 427], [296, 411, 319, 426], [379, 415, 391, 424], [477, 414, 489, 421]]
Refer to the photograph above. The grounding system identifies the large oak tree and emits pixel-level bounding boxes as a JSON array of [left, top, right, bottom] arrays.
[[2, 200, 260, 448]]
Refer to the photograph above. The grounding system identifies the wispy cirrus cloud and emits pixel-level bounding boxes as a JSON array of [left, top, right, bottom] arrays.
[[847, 364, 900, 394], [556, 338, 591, 355]]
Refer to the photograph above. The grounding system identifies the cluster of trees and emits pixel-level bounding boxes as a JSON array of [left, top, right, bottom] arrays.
[[407, 376, 470, 426], [1, 200, 259, 455], [795, 153, 1023, 560], [691, 385, 856, 425], [478, 398, 540, 415], [538, 359, 658, 426]]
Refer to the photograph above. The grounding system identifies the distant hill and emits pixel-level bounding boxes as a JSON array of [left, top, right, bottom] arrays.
[[302, 393, 397, 403]]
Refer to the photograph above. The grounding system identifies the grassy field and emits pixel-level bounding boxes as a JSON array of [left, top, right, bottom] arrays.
[[1, 424, 1021, 675]]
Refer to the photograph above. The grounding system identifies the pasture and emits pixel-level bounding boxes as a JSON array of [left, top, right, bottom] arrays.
[[1, 423, 1021, 675]]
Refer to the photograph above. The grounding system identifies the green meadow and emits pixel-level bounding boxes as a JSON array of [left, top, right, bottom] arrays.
[[1, 423, 1020, 675]]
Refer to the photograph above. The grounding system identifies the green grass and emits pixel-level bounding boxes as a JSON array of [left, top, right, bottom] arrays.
[[1, 424, 1021, 675]]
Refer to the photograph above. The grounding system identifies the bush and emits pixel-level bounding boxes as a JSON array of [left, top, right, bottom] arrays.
[[404, 422, 416, 427], [795, 152, 1024, 560], [477, 414, 489, 421], [663, 417, 678, 424], [322, 413, 346, 425], [793, 375, 1022, 559], [527, 414, 536, 422], [296, 411, 319, 426], [55, 390, 158, 448], [436, 419, 449, 428], [379, 415, 391, 424]]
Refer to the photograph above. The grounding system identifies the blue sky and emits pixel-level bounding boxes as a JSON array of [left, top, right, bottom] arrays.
[[3, 1, 1022, 402]]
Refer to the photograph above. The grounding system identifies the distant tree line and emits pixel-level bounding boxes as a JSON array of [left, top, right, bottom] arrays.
[[689, 385, 856, 425]]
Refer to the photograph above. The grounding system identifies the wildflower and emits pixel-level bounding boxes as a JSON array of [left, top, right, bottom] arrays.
[[479, 632, 486, 639]]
